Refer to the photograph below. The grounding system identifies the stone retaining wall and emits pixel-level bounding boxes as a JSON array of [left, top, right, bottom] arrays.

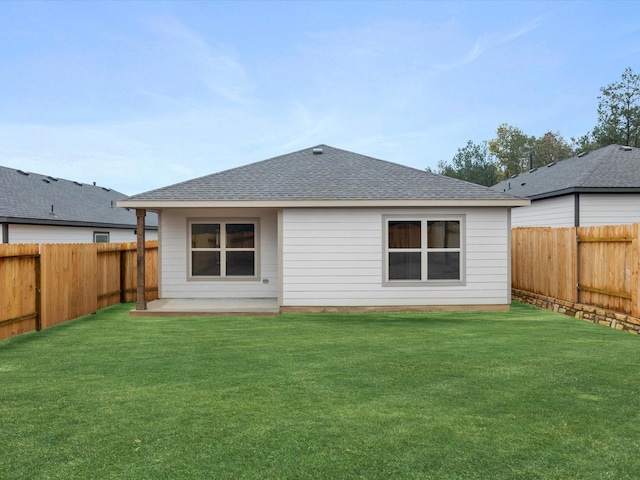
[[512, 289, 640, 335]]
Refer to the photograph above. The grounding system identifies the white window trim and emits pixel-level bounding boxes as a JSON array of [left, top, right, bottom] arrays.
[[93, 231, 110, 243], [187, 218, 260, 281], [382, 215, 466, 287]]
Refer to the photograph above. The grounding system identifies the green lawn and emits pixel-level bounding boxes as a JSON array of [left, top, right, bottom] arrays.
[[1, 302, 639, 479]]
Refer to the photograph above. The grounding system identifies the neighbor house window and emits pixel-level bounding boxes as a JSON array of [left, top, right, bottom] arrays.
[[189, 221, 257, 278], [386, 218, 463, 283], [93, 231, 110, 243]]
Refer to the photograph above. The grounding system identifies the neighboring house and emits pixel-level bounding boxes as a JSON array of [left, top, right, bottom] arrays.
[[119, 145, 528, 312], [491, 145, 640, 227], [0, 165, 158, 244]]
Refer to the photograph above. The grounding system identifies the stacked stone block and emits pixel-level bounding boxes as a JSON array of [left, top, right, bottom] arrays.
[[512, 289, 640, 335]]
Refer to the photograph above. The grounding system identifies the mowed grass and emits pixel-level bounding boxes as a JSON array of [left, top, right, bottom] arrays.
[[1, 302, 640, 479]]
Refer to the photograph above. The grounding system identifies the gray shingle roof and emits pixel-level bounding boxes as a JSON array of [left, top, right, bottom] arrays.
[[491, 144, 640, 199], [130, 145, 518, 202], [0, 166, 157, 228]]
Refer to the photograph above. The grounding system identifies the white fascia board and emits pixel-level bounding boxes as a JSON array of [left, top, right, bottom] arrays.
[[118, 198, 530, 209]]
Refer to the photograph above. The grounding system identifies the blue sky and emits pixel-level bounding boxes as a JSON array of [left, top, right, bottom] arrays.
[[1, 1, 638, 195]]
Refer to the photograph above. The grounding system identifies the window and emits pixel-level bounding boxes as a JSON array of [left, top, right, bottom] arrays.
[[189, 221, 257, 278], [93, 231, 110, 243], [385, 218, 462, 283]]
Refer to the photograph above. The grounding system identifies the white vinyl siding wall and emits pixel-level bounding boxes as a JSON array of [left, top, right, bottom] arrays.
[[511, 193, 640, 228], [510, 196, 574, 227], [579, 194, 640, 226], [159, 208, 278, 299], [281, 207, 511, 307], [1, 224, 157, 244]]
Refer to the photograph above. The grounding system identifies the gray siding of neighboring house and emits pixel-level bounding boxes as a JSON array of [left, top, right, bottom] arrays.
[[511, 196, 575, 227], [3, 224, 158, 244], [580, 194, 640, 226], [510, 193, 640, 228]]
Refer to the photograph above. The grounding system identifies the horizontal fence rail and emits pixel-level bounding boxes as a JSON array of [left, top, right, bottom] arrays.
[[512, 224, 640, 318], [0, 241, 158, 341]]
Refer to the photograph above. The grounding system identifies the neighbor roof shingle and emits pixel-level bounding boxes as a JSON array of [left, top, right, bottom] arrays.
[[129, 145, 519, 202], [491, 145, 640, 199], [0, 166, 157, 227]]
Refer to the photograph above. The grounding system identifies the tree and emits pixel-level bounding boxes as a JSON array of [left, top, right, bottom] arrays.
[[592, 67, 640, 147], [489, 124, 535, 179], [436, 140, 498, 186], [530, 131, 574, 167], [570, 132, 598, 154]]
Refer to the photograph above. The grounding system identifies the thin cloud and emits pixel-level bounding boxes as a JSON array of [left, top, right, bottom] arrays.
[[445, 16, 543, 69], [146, 15, 254, 105]]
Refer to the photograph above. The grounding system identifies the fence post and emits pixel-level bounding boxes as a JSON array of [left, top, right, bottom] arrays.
[[632, 223, 640, 318], [571, 227, 578, 303], [119, 249, 127, 304], [35, 252, 41, 331]]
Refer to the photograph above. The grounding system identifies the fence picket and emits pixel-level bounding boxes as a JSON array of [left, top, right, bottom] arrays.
[[0, 241, 158, 341], [513, 225, 638, 316]]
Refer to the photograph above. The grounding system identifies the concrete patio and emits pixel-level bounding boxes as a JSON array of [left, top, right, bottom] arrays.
[[129, 298, 280, 317]]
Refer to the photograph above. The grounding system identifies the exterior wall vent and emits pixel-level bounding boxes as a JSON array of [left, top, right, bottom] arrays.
[[312, 147, 323, 155]]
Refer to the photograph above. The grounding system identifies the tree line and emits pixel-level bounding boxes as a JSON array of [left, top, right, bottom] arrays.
[[432, 67, 640, 186]]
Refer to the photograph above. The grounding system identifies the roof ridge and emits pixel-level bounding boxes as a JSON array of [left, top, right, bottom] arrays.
[[0, 163, 159, 227], [575, 144, 618, 187], [126, 144, 521, 202], [490, 143, 640, 199], [0, 164, 122, 193]]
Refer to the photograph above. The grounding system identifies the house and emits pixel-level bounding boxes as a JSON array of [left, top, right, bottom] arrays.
[[0, 165, 158, 244], [118, 145, 528, 314], [490, 145, 640, 227]]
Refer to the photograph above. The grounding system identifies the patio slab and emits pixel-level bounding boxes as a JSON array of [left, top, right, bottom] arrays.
[[129, 298, 280, 317]]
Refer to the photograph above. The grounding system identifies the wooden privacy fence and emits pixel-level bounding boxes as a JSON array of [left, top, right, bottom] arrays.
[[0, 241, 158, 341], [512, 224, 640, 317]]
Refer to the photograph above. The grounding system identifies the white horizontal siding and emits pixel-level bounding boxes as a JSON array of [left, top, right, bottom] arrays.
[[510, 195, 575, 227], [281, 207, 511, 307], [158, 208, 278, 299], [579, 194, 640, 226], [3, 224, 157, 244]]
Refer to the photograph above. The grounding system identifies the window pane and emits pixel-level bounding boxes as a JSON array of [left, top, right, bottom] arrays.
[[427, 252, 460, 280], [388, 221, 421, 249], [226, 224, 255, 248], [192, 251, 220, 276], [427, 221, 460, 248], [226, 251, 255, 276], [389, 252, 421, 280], [192, 224, 220, 248]]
